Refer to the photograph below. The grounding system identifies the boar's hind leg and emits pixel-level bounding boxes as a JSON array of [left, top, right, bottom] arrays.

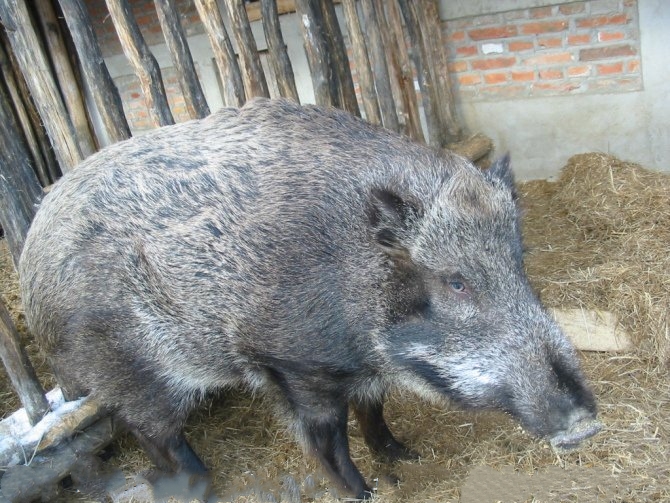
[[352, 399, 416, 462]]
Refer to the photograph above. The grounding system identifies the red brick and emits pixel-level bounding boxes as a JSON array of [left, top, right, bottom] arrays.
[[509, 41, 534, 52], [567, 65, 591, 77], [484, 72, 508, 84], [471, 57, 517, 70], [456, 45, 478, 57], [529, 6, 553, 18], [539, 68, 563, 80], [468, 26, 518, 41], [597, 62, 624, 75], [511, 70, 535, 81], [520, 20, 568, 35], [627, 59, 640, 73], [576, 14, 628, 28], [598, 31, 626, 42], [568, 34, 591, 45], [579, 44, 637, 61], [538, 37, 563, 48], [449, 30, 466, 42], [458, 73, 482, 86], [448, 60, 468, 73], [532, 81, 581, 93], [524, 52, 573, 66], [559, 4, 586, 15]]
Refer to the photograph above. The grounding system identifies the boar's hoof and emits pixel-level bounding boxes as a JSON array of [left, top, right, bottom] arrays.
[[550, 417, 602, 452]]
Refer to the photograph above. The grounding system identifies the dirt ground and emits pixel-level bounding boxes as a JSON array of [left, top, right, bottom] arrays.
[[1, 153, 669, 502]]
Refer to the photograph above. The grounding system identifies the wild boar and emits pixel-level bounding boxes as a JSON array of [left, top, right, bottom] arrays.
[[19, 98, 600, 499]]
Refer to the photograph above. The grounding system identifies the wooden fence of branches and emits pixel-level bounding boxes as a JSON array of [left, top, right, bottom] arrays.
[[0, 0, 491, 500]]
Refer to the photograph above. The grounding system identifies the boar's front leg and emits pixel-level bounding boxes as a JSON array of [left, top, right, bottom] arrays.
[[352, 399, 416, 462], [270, 370, 372, 499]]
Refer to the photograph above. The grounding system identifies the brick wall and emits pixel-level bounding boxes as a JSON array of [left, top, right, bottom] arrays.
[[444, 0, 642, 100], [85, 0, 203, 58]]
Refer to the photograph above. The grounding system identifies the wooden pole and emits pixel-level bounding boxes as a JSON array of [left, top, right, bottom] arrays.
[[154, 0, 210, 119], [0, 75, 44, 269], [58, 0, 132, 144], [319, 0, 360, 116], [0, 299, 49, 426], [260, 0, 299, 102], [223, 0, 270, 99], [397, 0, 442, 147], [0, 42, 51, 186], [104, 0, 175, 127], [0, 0, 83, 172], [384, 0, 424, 142], [373, 0, 406, 134], [294, 0, 336, 107], [35, 0, 96, 158], [194, 0, 245, 107], [418, 0, 461, 144], [340, 0, 380, 125], [359, 0, 398, 131]]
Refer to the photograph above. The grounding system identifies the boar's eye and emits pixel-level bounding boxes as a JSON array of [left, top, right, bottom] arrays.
[[442, 275, 472, 297], [449, 281, 466, 293]]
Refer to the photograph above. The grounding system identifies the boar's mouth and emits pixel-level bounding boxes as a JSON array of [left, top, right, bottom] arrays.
[[549, 416, 602, 452]]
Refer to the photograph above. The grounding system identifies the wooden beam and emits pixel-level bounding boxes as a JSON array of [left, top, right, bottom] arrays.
[[0, 41, 50, 186], [194, 0, 245, 107], [0, 80, 44, 269], [154, 0, 210, 119], [34, 0, 96, 158], [105, 0, 174, 127], [224, 0, 270, 99], [359, 0, 398, 131], [0, 416, 114, 503], [383, 0, 424, 142], [418, 0, 461, 144], [260, 0, 300, 102], [320, 0, 360, 116], [341, 0, 380, 125], [58, 0, 131, 144], [0, 0, 83, 171], [397, 0, 442, 147], [0, 299, 49, 426], [294, 0, 337, 107]]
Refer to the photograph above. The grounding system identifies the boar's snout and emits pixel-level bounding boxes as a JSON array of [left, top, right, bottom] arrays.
[[549, 408, 602, 451]]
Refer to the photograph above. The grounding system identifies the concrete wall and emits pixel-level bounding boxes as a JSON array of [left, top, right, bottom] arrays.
[[441, 0, 670, 179]]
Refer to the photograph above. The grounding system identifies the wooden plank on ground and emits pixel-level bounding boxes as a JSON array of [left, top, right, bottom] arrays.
[[552, 309, 633, 352]]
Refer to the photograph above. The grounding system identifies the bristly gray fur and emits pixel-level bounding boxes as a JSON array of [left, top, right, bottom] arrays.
[[18, 98, 598, 499]]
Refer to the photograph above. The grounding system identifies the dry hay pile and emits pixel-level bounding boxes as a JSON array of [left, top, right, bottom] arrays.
[[1, 153, 669, 502], [521, 152, 670, 366]]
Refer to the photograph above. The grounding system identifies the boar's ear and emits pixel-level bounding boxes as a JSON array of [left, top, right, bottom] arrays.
[[485, 153, 517, 199], [367, 187, 422, 259]]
